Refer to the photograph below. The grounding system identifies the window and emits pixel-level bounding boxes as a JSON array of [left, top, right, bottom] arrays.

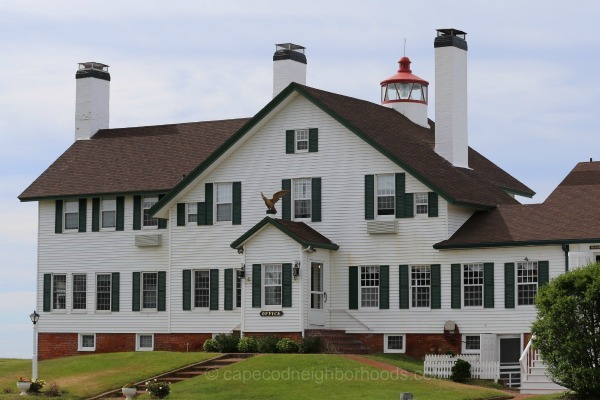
[[64, 200, 79, 230], [96, 274, 111, 311], [72, 274, 87, 310], [264, 264, 282, 306], [411, 265, 431, 308], [137, 334, 154, 351], [360, 266, 379, 308], [415, 193, 428, 215], [216, 183, 233, 222], [376, 175, 395, 216], [462, 335, 481, 353], [295, 129, 309, 152], [78, 334, 96, 351], [384, 334, 406, 353], [293, 178, 311, 219], [463, 263, 484, 307], [143, 196, 158, 227], [101, 198, 116, 229], [517, 261, 538, 305], [52, 274, 66, 310], [142, 272, 158, 310], [236, 270, 242, 308], [187, 203, 197, 224], [194, 270, 210, 308]]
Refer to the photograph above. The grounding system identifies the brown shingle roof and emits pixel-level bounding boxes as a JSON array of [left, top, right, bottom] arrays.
[[435, 161, 600, 248]]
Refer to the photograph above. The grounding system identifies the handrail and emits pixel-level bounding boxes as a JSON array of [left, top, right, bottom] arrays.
[[330, 309, 373, 330], [519, 335, 537, 376]]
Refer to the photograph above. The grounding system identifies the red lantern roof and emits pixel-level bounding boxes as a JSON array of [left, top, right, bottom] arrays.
[[380, 57, 429, 86]]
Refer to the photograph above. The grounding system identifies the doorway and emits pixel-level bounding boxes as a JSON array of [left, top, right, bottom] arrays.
[[309, 262, 325, 326], [499, 337, 521, 387]]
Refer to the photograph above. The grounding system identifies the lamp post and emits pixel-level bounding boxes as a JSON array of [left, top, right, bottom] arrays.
[[29, 311, 39, 380]]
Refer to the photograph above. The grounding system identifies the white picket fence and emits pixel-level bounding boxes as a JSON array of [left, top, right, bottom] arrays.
[[424, 354, 500, 380]]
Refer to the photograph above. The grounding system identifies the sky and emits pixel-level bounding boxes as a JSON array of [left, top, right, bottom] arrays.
[[1, 0, 599, 359]]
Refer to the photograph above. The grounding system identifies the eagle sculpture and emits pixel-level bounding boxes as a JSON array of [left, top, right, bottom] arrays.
[[260, 190, 289, 214]]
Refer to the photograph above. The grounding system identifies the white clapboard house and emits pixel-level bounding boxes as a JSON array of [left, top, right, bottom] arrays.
[[20, 29, 600, 392]]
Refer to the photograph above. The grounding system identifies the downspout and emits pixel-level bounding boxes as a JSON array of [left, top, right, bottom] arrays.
[[562, 244, 569, 273]]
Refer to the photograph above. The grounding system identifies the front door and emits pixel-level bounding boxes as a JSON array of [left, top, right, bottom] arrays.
[[499, 337, 521, 387], [309, 262, 325, 326]]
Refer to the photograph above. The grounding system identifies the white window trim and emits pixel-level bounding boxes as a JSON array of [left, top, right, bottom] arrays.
[[100, 197, 116, 231], [414, 192, 429, 216], [375, 174, 395, 219], [295, 129, 309, 153], [71, 273, 87, 312], [187, 203, 198, 225], [136, 334, 154, 351], [462, 263, 484, 308], [63, 199, 79, 232], [516, 261, 539, 307], [262, 263, 283, 309], [142, 195, 159, 229], [292, 178, 312, 221], [95, 273, 112, 313], [141, 272, 158, 311], [462, 334, 481, 354], [235, 269, 242, 310], [78, 334, 96, 351], [384, 334, 406, 353], [52, 274, 67, 312], [410, 265, 431, 310], [359, 265, 380, 310], [193, 269, 211, 310], [215, 182, 233, 223]]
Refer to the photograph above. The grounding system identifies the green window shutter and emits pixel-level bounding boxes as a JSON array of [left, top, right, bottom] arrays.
[[451, 264, 461, 309], [252, 264, 261, 308], [55, 200, 63, 234], [428, 192, 439, 218], [157, 194, 167, 229], [182, 270, 191, 310], [399, 265, 409, 309], [133, 195, 142, 230], [233, 181, 242, 225], [132, 272, 141, 311], [282, 263, 292, 308], [395, 173, 406, 218], [43, 274, 51, 312], [282, 179, 291, 221], [379, 265, 389, 309], [484, 263, 495, 308], [286, 130, 295, 154], [504, 263, 515, 309], [210, 269, 219, 310], [311, 177, 321, 222], [224, 269, 233, 310], [404, 193, 414, 218], [365, 175, 374, 220], [92, 198, 100, 232], [78, 198, 87, 233], [158, 271, 166, 311], [349, 266, 358, 310], [431, 264, 441, 309], [538, 261, 549, 287], [308, 128, 318, 152], [197, 202, 206, 225], [111, 272, 120, 312], [204, 184, 213, 225], [177, 203, 186, 226], [116, 196, 125, 231]]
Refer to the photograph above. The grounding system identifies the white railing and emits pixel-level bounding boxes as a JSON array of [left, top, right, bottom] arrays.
[[424, 354, 499, 380], [519, 335, 538, 377]]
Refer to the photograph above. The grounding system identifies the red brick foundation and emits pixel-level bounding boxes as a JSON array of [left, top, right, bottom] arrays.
[[404, 333, 461, 359]]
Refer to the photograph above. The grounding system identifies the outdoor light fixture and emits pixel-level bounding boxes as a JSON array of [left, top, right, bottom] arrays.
[[293, 261, 300, 278], [30, 310, 40, 380], [30, 310, 40, 325], [237, 264, 245, 278]]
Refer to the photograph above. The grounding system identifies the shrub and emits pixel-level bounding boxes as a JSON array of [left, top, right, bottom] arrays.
[[145, 379, 171, 399], [237, 336, 258, 353], [44, 382, 61, 397], [276, 338, 300, 353], [203, 338, 219, 352], [214, 333, 240, 353], [256, 336, 280, 353], [450, 359, 471, 383], [29, 379, 45, 393], [299, 337, 321, 354], [532, 262, 600, 396], [3, 387, 14, 394]]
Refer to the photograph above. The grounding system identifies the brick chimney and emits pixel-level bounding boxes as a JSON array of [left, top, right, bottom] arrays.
[[273, 43, 306, 98], [75, 62, 110, 140]]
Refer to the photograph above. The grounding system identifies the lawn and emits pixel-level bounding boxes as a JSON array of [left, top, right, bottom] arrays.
[[364, 353, 425, 375]]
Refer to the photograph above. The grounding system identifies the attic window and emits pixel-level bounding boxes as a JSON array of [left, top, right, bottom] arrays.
[[295, 129, 309, 152], [415, 193, 428, 215]]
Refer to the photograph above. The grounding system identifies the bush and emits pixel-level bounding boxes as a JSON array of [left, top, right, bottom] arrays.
[[276, 338, 299, 353], [532, 262, 600, 396], [450, 359, 471, 383], [145, 379, 171, 399], [237, 336, 258, 353], [203, 338, 219, 352], [256, 336, 280, 353], [29, 379, 45, 393], [215, 333, 240, 353], [299, 337, 321, 353], [44, 382, 61, 397]]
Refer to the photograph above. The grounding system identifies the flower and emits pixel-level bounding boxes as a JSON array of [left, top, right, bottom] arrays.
[[144, 379, 171, 398], [18, 377, 29, 382], [123, 382, 136, 388]]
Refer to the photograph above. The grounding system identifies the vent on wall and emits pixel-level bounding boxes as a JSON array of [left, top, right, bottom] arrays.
[[367, 220, 397, 234], [135, 234, 162, 247]]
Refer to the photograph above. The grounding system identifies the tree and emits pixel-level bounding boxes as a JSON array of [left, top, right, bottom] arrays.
[[532, 262, 600, 397]]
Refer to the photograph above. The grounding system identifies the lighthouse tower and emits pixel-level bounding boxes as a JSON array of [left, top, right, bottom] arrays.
[[380, 56, 429, 128]]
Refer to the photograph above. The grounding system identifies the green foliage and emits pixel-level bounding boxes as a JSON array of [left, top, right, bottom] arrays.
[[532, 262, 600, 396], [237, 336, 258, 353], [299, 337, 321, 354], [28, 378, 45, 393], [214, 333, 240, 353], [276, 338, 300, 353], [450, 359, 471, 383], [256, 336, 280, 353], [145, 379, 171, 399], [203, 338, 219, 352]]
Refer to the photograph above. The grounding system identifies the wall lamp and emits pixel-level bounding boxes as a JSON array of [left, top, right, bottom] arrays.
[[293, 261, 300, 278]]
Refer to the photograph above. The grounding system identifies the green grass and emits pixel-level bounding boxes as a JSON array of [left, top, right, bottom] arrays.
[[363, 353, 425, 375]]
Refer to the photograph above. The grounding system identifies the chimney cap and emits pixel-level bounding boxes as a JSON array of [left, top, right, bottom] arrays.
[[275, 43, 305, 53], [78, 62, 109, 72], [273, 43, 307, 64], [436, 28, 467, 39]]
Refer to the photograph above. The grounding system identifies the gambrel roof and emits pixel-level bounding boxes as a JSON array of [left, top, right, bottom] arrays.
[[435, 161, 600, 248], [19, 83, 533, 212]]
